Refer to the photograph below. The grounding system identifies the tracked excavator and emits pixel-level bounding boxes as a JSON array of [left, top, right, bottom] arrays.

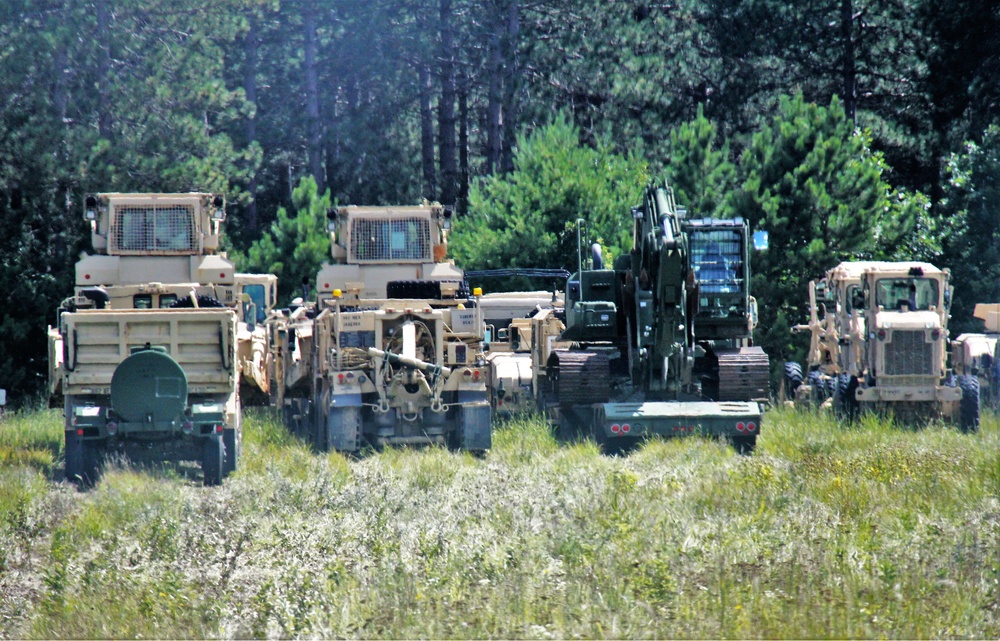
[[540, 182, 764, 453]]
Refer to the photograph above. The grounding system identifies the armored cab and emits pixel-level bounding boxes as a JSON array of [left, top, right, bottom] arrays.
[[48, 193, 267, 486], [683, 217, 769, 402], [270, 203, 492, 455], [790, 261, 975, 430]]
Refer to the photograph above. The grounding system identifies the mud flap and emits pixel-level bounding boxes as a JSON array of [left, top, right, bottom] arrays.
[[65, 430, 83, 485], [202, 434, 224, 486], [328, 406, 362, 454], [459, 402, 492, 452]]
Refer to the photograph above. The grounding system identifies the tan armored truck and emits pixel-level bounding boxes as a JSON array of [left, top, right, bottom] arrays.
[[48, 193, 273, 486], [269, 203, 492, 454], [789, 261, 976, 430], [476, 288, 565, 416], [951, 303, 1000, 409]]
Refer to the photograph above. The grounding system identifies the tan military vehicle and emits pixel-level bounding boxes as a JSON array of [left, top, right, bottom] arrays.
[[269, 203, 492, 454], [951, 303, 1000, 409], [477, 289, 565, 415], [48, 193, 271, 486], [789, 261, 975, 430]]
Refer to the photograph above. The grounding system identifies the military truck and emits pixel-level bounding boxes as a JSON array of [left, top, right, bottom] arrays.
[[270, 203, 492, 455], [789, 261, 976, 430], [951, 303, 1000, 409], [49, 192, 253, 486], [539, 182, 764, 453]]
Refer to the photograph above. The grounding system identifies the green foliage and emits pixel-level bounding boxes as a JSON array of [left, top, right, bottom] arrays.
[[737, 94, 919, 362], [233, 176, 331, 305], [666, 103, 739, 217], [451, 114, 648, 278], [938, 125, 1000, 331]]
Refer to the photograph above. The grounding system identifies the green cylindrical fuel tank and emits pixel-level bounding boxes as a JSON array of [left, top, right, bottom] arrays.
[[111, 347, 188, 423]]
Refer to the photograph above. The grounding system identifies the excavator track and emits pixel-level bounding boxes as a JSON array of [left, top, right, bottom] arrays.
[[717, 347, 770, 402], [553, 351, 612, 408]]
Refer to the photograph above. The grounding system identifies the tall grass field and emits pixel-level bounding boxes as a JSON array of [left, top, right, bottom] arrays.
[[0, 406, 998, 638]]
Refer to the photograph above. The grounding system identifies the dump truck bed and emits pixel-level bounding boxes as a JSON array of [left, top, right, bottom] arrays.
[[56, 308, 237, 396]]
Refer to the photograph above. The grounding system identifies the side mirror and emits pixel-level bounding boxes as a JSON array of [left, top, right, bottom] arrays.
[[944, 287, 953, 310], [752, 231, 769, 251]]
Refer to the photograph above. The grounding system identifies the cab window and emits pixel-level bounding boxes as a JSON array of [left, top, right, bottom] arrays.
[[874, 277, 939, 311]]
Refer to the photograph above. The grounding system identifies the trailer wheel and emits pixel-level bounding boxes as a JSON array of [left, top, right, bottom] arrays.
[[202, 435, 224, 486], [958, 374, 981, 434], [784, 362, 803, 399], [730, 435, 757, 455], [328, 406, 362, 454]]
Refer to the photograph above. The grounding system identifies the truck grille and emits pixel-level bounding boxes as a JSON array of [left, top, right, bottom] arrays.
[[883, 330, 933, 376]]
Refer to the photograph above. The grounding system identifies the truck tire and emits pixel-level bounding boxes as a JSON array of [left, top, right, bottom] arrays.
[[730, 435, 757, 455], [222, 428, 239, 477], [806, 369, 824, 403], [784, 362, 803, 399], [834, 373, 859, 422], [458, 403, 492, 455], [202, 435, 224, 486], [328, 406, 362, 454], [65, 430, 83, 486], [958, 374, 981, 434]]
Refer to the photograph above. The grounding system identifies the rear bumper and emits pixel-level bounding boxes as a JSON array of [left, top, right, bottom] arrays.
[[857, 385, 962, 403], [596, 401, 763, 439]]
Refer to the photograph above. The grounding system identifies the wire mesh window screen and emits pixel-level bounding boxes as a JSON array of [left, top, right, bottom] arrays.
[[690, 229, 742, 293], [113, 205, 195, 253], [349, 217, 431, 263]]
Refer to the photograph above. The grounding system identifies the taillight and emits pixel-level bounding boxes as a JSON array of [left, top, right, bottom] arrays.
[[877, 329, 887, 341], [215, 425, 224, 434], [106, 421, 118, 436], [182, 420, 194, 435], [621, 423, 631, 433], [746, 422, 757, 433], [736, 422, 746, 433], [611, 424, 621, 434]]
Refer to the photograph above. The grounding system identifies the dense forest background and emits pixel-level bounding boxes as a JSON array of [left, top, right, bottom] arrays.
[[1, 0, 999, 406]]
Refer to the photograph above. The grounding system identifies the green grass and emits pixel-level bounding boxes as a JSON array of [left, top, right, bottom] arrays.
[[1, 406, 999, 638]]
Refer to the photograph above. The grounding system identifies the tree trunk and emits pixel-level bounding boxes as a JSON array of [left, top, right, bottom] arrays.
[[419, 64, 437, 201], [438, 0, 458, 206], [500, 0, 520, 174], [485, 1, 503, 174], [96, 0, 112, 141], [244, 13, 259, 230], [303, 0, 324, 193], [458, 84, 469, 215], [840, 0, 857, 124]]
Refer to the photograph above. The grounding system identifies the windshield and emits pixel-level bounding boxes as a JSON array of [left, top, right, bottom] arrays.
[[689, 229, 742, 294], [874, 277, 939, 311]]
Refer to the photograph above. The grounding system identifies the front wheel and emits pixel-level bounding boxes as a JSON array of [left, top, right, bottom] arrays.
[[784, 362, 803, 400], [834, 374, 859, 422]]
